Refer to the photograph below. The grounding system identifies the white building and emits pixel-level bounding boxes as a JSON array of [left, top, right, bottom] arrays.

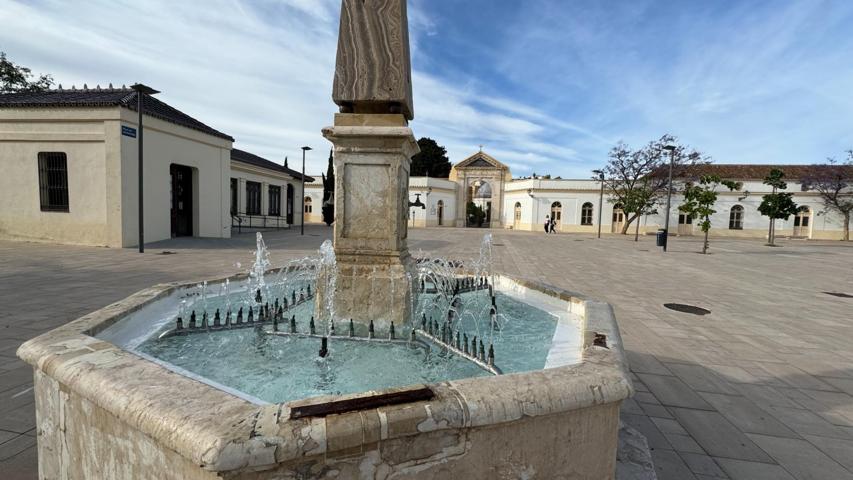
[[0, 87, 310, 247], [312, 149, 850, 241]]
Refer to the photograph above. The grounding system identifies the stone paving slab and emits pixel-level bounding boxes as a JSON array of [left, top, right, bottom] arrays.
[[747, 434, 853, 480], [669, 407, 773, 462], [1, 227, 852, 479], [698, 392, 798, 438], [715, 457, 797, 480], [636, 373, 714, 410]]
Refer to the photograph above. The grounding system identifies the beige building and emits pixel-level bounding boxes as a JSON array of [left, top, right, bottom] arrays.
[[0, 87, 310, 247]]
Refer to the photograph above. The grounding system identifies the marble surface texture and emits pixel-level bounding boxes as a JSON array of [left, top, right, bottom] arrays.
[[333, 0, 414, 120]]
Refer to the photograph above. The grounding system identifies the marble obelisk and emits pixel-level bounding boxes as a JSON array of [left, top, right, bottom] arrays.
[[321, 0, 419, 333]]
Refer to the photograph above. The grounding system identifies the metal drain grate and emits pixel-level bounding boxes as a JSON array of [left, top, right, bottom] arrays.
[[824, 292, 853, 298], [664, 303, 711, 315]]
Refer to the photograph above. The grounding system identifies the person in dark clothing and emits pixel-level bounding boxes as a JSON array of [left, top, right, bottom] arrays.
[[544, 215, 550, 233], [549, 217, 557, 233]]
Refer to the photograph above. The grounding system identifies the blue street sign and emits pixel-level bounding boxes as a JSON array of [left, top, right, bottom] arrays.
[[121, 126, 137, 138]]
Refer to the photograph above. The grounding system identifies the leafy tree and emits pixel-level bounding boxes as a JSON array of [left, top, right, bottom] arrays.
[[410, 137, 451, 178], [758, 169, 798, 246], [800, 152, 853, 241], [321, 150, 335, 226], [466, 202, 486, 227], [622, 187, 658, 241], [679, 175, 742, 254], [598, 135, 706, 234], [1, 52, 54, 93]]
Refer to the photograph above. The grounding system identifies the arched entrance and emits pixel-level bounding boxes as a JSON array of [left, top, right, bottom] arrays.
[[551, 201, 562, 230], [611, 203, 625, 233], [436, 200, 444, 226], [467, 180, 492, 227], [513, 202, 522, 229], [304, 196, 312, 221], [678, 211, 693, 236], [793, 206, 811, 237]]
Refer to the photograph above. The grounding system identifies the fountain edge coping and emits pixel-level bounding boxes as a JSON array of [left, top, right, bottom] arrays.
[[17, 273, 634, 473]]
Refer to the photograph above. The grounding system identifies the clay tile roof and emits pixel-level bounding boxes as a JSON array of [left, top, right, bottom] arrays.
[[230, 148, 314, 181], [649, 163, 853, 181], [0, 87, 234, 141]]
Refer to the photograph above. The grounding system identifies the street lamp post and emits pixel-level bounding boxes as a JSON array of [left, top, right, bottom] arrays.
[[301, 146, 312, 235], [661, 145, 677, 252], [130, 83, 159, 254], [593, 169, 605, 239]]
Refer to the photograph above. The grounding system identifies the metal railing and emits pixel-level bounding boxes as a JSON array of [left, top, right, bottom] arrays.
[[231, 212, 291, 234]]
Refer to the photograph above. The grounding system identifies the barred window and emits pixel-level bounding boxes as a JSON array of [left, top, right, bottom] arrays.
[[581, 202, 594, 225], [246, 181, 261, 215], [268, 185, 281, 216], [38, 152, 69, 212], [304, 197, 312, 213]]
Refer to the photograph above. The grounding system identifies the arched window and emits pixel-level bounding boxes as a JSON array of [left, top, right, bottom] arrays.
[[304, 197, 313, 214], [581, 202, 594, 225], [550, 201, 562, 228], [729, 205, 743, 230]]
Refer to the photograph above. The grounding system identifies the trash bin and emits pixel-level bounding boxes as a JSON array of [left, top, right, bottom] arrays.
[[656, 229, 667, 247]]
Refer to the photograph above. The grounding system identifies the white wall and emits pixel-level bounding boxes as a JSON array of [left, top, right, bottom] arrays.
[[408, 177, 457, 227], [230, 162, 302, 229], [304, 180, 324, 223], [118, 108, 232, 246]]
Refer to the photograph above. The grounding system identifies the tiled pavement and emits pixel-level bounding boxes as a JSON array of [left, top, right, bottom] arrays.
[[1, 225, 852, 479]]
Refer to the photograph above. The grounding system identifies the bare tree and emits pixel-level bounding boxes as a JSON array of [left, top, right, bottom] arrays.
[[598, 135, 706, 234], [800, 152, 853, 241]]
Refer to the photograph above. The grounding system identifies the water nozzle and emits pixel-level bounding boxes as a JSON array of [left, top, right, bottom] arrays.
[[319, 337, 328, 358]]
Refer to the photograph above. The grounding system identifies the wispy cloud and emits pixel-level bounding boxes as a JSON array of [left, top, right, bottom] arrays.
[[2, 0, 852, 177]]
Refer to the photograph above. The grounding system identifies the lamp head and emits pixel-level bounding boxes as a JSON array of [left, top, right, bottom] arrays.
[[301, 146, 312, 151], [130, 83, 159, 95]]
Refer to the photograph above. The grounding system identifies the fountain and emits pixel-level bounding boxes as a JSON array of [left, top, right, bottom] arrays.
[[17, 1, 633, 478]]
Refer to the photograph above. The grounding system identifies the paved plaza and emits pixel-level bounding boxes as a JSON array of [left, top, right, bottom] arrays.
[[1, 226, 852, 479]]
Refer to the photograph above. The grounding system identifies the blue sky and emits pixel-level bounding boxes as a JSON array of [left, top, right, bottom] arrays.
[[2, 0, 852, 177]]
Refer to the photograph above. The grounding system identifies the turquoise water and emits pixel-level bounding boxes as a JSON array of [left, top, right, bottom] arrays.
[[136, 291, 560, 404]]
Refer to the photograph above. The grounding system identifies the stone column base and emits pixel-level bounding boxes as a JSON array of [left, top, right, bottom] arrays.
[[329, 252, 416, 335]]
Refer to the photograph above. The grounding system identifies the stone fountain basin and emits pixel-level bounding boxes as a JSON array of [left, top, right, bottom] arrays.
[[17, 274, 633, 479]]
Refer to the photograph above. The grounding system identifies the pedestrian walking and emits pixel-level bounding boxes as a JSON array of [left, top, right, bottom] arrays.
[[544, 215, 550, 233], [549, 217, 557, 234]]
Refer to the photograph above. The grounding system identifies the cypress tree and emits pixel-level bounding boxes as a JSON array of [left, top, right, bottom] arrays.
[[322, 150, 335, 226]]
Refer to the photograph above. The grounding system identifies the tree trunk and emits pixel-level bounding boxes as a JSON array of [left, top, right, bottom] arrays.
[[620, 213, 637, 235], [767, 218, 775, 246], [845, 214, 850, 241], [703, 228, 709, 254], [634, 214, 641, 241]]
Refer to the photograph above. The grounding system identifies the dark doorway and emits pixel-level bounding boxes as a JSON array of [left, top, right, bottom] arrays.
[[230, 178, 238, 215], [286, 184, 294, 224], [170, 164, 193, 237]]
